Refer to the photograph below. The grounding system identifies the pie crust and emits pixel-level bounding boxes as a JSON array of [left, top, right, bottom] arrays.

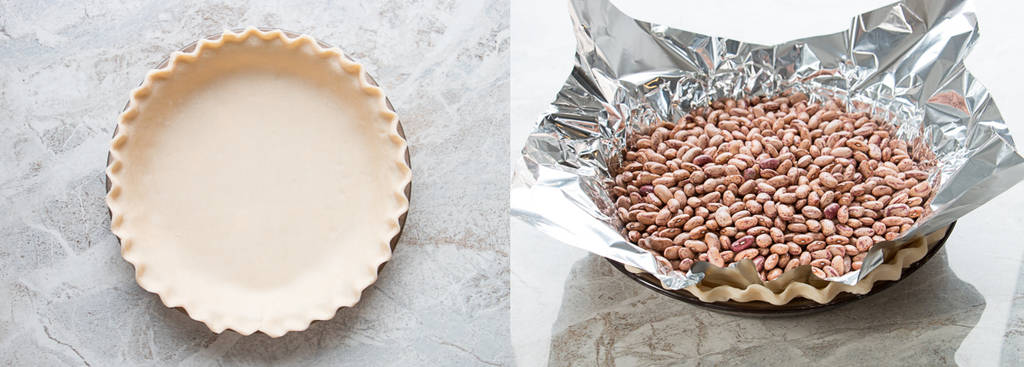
[[623, 224, 949, 305], [106, 28, 411, 337]]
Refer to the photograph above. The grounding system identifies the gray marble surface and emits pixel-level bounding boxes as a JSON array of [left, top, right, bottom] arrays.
[[510, 0, 1024, 366], [0, 0, 510, 366]]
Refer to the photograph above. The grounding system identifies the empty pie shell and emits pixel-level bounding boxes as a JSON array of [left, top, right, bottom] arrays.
[[105, 28, 411, 337]]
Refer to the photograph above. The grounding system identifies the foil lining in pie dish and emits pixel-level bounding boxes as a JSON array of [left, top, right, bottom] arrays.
[[511, 0, 1024, 292]]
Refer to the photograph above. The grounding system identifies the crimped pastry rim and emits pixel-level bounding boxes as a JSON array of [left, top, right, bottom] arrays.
[[104, 27, 412, 337], [621, 224, 950, 306]]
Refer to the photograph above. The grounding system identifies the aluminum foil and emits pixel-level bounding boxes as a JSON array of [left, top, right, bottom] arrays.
[[511, 0, 1024, 290]]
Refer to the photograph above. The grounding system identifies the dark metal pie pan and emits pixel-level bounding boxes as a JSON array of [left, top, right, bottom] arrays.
[[608, 222, 955, 316]]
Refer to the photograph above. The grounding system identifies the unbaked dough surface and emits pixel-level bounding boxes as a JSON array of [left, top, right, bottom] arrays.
[[108, 31, 408, 336]]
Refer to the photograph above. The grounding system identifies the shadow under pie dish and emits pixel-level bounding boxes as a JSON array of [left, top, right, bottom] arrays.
[[105, 28, 411, 337]]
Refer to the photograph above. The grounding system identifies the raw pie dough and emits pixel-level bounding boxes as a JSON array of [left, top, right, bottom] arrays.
[[106, 28, 411, 337], [623, 223, 949, 304]]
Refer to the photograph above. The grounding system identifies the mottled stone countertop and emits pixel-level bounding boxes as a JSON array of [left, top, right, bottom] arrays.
[[511, 0, 1024, 365], [1, 1, 509, 366]]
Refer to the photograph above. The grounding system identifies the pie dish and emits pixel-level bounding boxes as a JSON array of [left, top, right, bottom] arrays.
[[105, 28, 411, 337], [614, 222, 954, 310]]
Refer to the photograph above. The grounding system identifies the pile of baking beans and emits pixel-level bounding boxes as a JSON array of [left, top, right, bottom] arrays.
[[612, 93, 934, 281]]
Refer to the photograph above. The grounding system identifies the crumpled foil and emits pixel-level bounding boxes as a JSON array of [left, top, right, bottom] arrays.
[[511, 0, 1024, 290]]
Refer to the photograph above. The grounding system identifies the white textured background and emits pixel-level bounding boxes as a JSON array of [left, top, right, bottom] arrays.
[[511, 0, 1024, 366], [0, 1, 510, 366]]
